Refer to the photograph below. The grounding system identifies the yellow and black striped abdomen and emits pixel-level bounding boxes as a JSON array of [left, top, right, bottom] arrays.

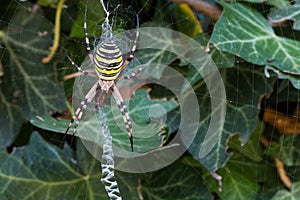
[[94, 42, 124, 80]]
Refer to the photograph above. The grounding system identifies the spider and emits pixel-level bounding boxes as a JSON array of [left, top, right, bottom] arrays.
[[65, 6, 141, 151]]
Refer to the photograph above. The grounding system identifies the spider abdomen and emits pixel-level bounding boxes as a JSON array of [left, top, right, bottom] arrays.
[[94, 42, 124, 80]]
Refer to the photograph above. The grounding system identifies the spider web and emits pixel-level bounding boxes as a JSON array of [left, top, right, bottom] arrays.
[[1, 0, 300, 199]]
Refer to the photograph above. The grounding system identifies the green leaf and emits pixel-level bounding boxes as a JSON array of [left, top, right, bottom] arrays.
[[189, 63, 275, 173], [70, 0, 105, 38], [37, 0, 58, 6], [265, 65, 300, 89], [267, 135, 300, 166], [135, 26, 180, 79], [0, 1, 65, 146], [267, 0, 291, 9], [0, 132, 108, 199], [0, 90, 24, 147], [270, 79, 300, 103], [204, 123, 273, 198], [79, 90, 178, 152], [271, 182, 300, 200], [228, 122, 264, 162], [269, 2, 300, 31], [210, 2, 300, 88], [216, 155, 260, 200], [31, 89, 178, 152], [184, 35, 235, 88], [239, 0, 290, 9], [117, 158, 212, 200], [0, 131, 212, 199], [173, 3, 203, 38], [30, 115, 69, 133], [193, 34, 236, 69]]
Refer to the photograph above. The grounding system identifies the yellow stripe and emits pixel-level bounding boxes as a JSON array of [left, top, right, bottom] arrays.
[[104, 43, 116, 47], [95, 54, 123, 64], [96, 66, 123, 75], [99, 47, 120, 54]]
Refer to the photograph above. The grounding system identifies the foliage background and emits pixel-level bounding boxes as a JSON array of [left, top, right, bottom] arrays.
[[1, 0, 300, 199]]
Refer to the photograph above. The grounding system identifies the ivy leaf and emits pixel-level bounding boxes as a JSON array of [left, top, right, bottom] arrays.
[[271, 182, 300, 199], [184, 35, 235, 88], [267, 0, 291, 9], [213, 154, 260, 199], [267, 135, 300, 166], [0, 131, 212, 199], [189, 63, 275, 173], [37, 0, 58, 6], [269, 2, 300, 31], [117, 159, 212, 200], [78, 89, 178, 152], [210, 2, 300, 88], [264, 65, 300, 89], [0, 132, 108, 199], [228, 122, 264, 162], [0, 1, 65, 147], [190, 34, 236, 68], [70, 0, 105, 38], [30, 115, 69, 133], [270, 79, 300, 103], [31, 89, 178, 152], [239, 0, 290, 9], [204, 123, 273, 198]]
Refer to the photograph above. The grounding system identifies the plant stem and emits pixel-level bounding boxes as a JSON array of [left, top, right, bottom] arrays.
[[42, 0, 65, 63]]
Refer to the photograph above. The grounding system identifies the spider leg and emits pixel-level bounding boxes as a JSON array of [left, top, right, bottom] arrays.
[[66, 55, 93, 76], [121, 14, 139, 68], [110, 84, 133, 151], [65, 6, 95, 77], [84, 6, 94, 63], [64, 82, 99, 141], [122, 65, 144, 80], [126, 14, 139, 62], [120, 14, 144, 80]]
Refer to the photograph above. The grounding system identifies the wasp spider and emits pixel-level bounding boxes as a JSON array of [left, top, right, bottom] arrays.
[[65, 6, 141, 151]]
